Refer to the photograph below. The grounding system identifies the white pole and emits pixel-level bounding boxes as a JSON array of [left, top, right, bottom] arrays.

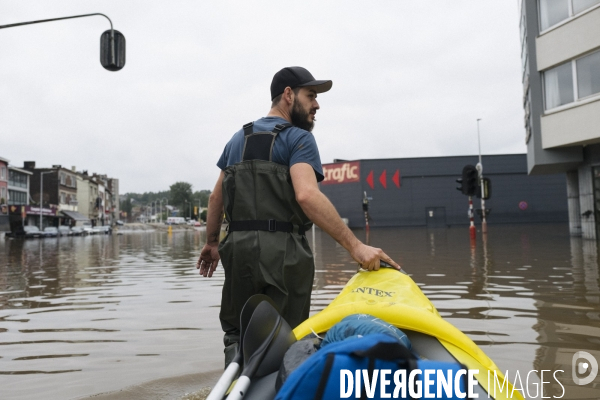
[[39, 171, 52, 230], [39, 172, 43, 230], [477, 118, 487, 233]]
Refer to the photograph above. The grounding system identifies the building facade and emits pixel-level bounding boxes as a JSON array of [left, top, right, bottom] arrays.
[[320, 155, 567, 229], [77, 173, 100, 226], [0, 156, 9, 232], [7, 166, 33, 230], [520, 0, 600, 238], [24, 162, 83, 228]]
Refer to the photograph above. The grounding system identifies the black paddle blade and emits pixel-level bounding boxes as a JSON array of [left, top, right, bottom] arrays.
[[243, 301, 280, 368], [240, 294, 280, 339], [234, 294, 279, 366], [255, 311, 295, 378], [242, 300, 296, 379]]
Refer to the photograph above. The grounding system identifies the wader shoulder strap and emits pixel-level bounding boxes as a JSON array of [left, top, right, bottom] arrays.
[[235, 122, 303, 235], [241, 122, 292, 162]]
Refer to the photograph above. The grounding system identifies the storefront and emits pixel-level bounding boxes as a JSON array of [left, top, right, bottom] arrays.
[[8, 204, 60, 230]]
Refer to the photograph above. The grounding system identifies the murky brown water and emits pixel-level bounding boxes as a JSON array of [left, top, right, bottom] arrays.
[[1, 224, 599, 399]]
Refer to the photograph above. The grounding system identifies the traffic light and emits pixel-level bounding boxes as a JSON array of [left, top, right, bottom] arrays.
[[457, 165, 478, 196], [456, 178, 464, 193], [476, 177, 492, 200]]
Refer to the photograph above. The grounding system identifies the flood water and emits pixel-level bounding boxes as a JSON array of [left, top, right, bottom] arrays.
[[1, 224, 599, 399]]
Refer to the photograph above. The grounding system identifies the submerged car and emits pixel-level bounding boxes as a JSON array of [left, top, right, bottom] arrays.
[[43, 227, 59, 237], [70, 227, 84, 236], [58, 226, 71, 236], [24, 226, 43, 238], [82, 222, 94, 235]]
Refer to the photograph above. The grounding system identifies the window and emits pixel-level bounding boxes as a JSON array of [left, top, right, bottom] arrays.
[[9, 170, 28, 188], [60, 192, 66, 204], [539, 0, 600, 31], [8, 190, 27, 205], [60, 173, 66, 185], [544, 49, 600, 110], [0, 166, 6, 180], [1, 187, 6, 201], [544, 62, 574, 109], [540, 0, 570, 31], [573, 0, 600, 13], [577, 51, 600, 99]]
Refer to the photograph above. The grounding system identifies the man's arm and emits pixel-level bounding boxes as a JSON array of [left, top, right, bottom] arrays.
[[197, 170, 225, 277], [290, 162, 400, 271]]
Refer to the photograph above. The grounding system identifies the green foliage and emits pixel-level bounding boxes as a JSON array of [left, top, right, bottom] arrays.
[[120, 196, 133, 220], [170, 182, 193, 213], [121, 190, 171, 205], [122, 186, 212, 221]]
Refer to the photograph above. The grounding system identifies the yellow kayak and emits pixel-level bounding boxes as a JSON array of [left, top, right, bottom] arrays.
[[293, 268, 525, 400]]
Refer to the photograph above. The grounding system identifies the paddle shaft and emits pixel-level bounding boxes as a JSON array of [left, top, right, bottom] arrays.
[[206, 361, 240, 400], [226, 376, 251, 400]]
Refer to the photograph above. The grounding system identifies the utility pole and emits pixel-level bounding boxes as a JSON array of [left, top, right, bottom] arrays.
[[457, 165, 478, 240], [477, 119, 487, 233], [362, 191, 370, 240], [39, 171, 53, 230]]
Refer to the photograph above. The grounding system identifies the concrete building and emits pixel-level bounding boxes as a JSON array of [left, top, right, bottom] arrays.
[[0, 156, 9, 232], [92, 174, 119, 226], [320, 154, 567, 229], [8, 166, 32, 207], [520, 0, 600, 238], [24, 162, 87, 227], [76, 172, 100, 226], [7, 165, 33, 230]]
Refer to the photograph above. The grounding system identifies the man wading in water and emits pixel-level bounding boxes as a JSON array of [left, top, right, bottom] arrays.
[[197, 66, 400, 365]]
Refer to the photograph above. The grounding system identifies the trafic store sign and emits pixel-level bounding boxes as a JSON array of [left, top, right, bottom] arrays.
[[322, 161, 360, 185]]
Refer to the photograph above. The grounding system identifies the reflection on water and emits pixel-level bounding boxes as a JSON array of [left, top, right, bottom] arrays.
[[0, 231, 225, 400], [1, 224, 600, 399]]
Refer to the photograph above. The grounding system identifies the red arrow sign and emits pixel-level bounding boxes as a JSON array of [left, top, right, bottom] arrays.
[[392, 170, 400, 188], [379, 170, 387, 189], [366, 170, 374, 189]]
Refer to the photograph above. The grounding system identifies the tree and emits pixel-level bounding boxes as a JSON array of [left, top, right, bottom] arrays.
[[170, 182, 193, 216], [120, 196, 133, 222]]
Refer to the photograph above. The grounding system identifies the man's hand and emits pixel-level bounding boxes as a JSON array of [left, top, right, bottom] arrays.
[[351, 243, 401, 271], [197, 243, 220, 277]]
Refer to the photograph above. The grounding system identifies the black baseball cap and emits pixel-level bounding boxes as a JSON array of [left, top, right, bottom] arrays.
[[270, 66, 332, 100]]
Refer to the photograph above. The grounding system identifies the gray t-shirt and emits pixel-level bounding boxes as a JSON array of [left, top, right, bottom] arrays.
[[217, 116, 324, 182]]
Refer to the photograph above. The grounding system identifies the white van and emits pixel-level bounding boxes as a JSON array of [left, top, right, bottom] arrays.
[[166, 217, 186, 225]]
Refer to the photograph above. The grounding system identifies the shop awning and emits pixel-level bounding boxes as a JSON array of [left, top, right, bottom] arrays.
[[61, 210, 90, 221]]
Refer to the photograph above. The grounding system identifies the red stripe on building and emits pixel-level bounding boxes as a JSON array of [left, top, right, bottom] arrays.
[[379, 170, 387, 189], [392, 170, 400, 188], [366, 170, 374, 189]]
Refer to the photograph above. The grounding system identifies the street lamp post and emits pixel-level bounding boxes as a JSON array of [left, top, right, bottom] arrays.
[[162, 197, 168, 223], [39, 171, 53, 230], [477, 119, 487, 234]]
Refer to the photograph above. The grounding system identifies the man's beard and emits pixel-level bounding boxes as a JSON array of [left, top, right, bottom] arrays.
[[290, 99, 314, 132]]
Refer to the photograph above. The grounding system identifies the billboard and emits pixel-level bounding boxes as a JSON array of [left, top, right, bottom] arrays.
[[322, 161, 360, 185]]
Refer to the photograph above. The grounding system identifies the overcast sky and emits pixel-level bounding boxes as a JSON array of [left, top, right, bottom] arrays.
[[1, 1, 524, 194]]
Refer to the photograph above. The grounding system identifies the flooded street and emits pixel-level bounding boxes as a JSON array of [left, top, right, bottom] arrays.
[[1, 224, 599, 399]]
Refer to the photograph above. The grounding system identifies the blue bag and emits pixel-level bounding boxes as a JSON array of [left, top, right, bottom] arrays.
[[275, 333, 469, 400], [322, 314, 412, 349]]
